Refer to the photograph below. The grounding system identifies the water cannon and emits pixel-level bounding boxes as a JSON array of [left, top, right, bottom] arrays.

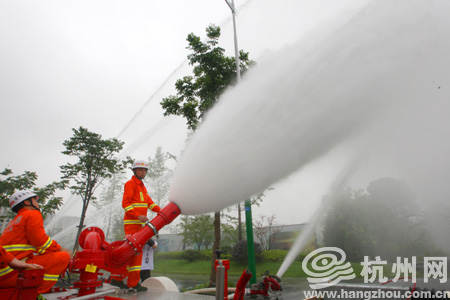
[[105, 202, 180, 268], [69, 201, 181, 297]]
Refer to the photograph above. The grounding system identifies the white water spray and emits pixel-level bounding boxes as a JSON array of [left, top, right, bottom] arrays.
[[169, 0, 450, 215]]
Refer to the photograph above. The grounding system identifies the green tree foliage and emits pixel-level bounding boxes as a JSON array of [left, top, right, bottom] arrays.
[[95, 172, 127, 242], [0, 168, 66, 219], [160, 24, 253, 131], [60, 126, 126, 251], [322, 178, 428, 262], [145, 146, 175, 208], [221, 222, 244, 248], [178, 214, 214, 250]]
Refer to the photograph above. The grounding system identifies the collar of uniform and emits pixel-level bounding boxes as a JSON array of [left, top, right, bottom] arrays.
[[131, 175, 144, 185]]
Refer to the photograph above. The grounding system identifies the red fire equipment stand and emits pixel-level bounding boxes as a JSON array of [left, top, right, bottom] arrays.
[[69, 202, 181, 298], [0, 268, 45, 300]]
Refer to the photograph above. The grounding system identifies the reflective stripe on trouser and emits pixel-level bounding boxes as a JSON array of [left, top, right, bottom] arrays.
[[110, 224, 144, 288], [0, 251, 70, 294]]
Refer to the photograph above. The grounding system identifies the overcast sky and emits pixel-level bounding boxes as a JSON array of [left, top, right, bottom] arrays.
[[4, 0, 421, 227], [0, 0, 233, 179]]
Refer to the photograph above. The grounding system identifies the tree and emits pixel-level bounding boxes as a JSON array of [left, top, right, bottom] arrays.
[[60, 126, 126, 252], [95, 172, 127, 242], [160, 24, 254, 286], [160, 24, 253, 131], [221, 222, 244, 248], [178, 214, 214, 250], [0, 168, 66, 219], [145, 146, 175, 208], [228, 192, 267, 242], [253, 214, 283, 251], [322, 178, 428, 262]]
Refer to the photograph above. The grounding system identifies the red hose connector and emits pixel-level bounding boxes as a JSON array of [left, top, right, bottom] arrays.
[[234, 269, 252, 300]]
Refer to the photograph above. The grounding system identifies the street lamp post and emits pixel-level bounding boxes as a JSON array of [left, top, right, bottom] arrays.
[[225, 0, 241, 82], [224, 0, 256, 285]]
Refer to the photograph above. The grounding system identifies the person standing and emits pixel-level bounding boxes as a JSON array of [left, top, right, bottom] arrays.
[[140, 238, 157, 282], [110, 160, 161, 292], [0, 190, 71, 295]]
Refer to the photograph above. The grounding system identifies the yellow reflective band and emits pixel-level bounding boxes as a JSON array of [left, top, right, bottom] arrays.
[[140, 192, 144, 202], [124, 220, 144, 225], [39, 237, 52, 250], [126, 266, 141, 272], [37, 237, 52, 254], [0, 265, 14, 277], [3, 244, 37, 252], [44, 274, 59, 281], [132, 203, 148, 208], [124, 205, 133, 212], [0, 258, 26, 277], [149, 203, 156, 210]]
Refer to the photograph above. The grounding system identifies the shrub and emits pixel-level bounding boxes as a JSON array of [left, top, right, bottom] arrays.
[[221, 245, 233, 256], [155, 251, 183, 259], [231, 240, 263, 266], [262, 250, 288, 262], [180, 249, 205, 262], [199, 249, 213, 260]]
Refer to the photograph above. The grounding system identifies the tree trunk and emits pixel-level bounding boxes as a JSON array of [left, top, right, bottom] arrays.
[[237, 203, 242, 241], [73, 201, 88, 252], [105, 206, 112, 242], [209, 211, 221, 287]]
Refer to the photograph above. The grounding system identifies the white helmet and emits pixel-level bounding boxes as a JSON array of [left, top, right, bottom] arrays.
[[9, 190, 37, 209], [132, 160, 149, 170]]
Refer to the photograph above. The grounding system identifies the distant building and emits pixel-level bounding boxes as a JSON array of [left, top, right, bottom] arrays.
[[156, 233, 187, 252]]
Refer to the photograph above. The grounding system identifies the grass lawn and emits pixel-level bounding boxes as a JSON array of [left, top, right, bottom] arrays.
[[153, 259, 369, 278]]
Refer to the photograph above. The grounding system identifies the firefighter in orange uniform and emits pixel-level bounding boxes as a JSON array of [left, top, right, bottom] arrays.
[[110, 160, 161, 292], [0, 190, 71, 295]]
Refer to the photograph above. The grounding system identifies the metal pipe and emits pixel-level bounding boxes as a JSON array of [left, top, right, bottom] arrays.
[[65, 288, 117, 300], [216, 261, 225, 300], [244, 200, 256, 284]]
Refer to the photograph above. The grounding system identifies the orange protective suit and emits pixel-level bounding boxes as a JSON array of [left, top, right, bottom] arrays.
[[111, 175, 161, 288], [0, 209, 70, 294]]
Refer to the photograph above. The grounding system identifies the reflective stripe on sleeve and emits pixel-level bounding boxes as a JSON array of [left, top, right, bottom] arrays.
[[37, 237, 53, 254], [0, 257, 27, 277], [0, 265, 14, 277], [127, 265, 141, 272], [3, 244, 37, 252]]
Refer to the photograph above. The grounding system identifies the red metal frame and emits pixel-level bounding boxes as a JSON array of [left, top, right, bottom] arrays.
[[0, 268, 45, 300]]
